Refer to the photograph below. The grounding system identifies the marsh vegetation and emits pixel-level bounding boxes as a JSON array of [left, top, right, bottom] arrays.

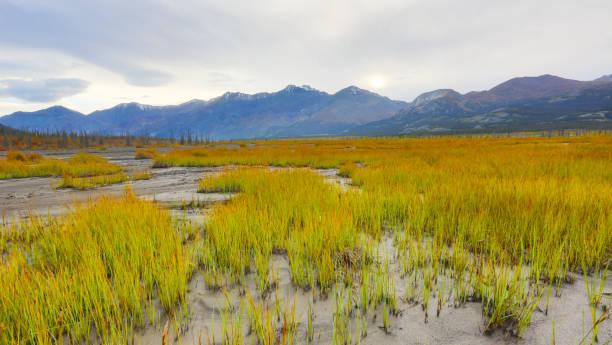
[[0, 151, 122, 179], [1, 135, 611, 344]]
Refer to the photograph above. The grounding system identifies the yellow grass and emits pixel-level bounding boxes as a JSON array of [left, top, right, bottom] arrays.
[[56, 170, 152, 189], [135, 148, 159, 159], [2, 134, 612, 343], [190, 135, 612, 334], [0, 151, 122, 179], [0, 188, 192, 344]]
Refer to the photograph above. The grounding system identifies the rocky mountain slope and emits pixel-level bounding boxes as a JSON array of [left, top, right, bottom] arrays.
[[348, 75, 612, 135]]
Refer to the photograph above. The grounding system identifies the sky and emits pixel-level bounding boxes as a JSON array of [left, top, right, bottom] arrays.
[[0, 0, 611, 115]]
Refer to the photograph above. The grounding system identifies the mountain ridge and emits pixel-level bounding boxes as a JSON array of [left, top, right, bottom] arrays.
[[348, 74, 612, 136], [0, 85, 408, 139], [2, 74, 612, 139]]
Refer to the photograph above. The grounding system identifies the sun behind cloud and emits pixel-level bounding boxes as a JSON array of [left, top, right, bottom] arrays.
[[369, 74, 386, 89]]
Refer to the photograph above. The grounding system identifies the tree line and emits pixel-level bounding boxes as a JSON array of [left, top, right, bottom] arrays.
[[0, 126, 214, 151]]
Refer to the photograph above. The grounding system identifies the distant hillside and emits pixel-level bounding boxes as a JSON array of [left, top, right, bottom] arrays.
[[0, 85, 407, 140], [0, 123, 22, 136], [3, 74, 612, 139], [0, 106, 96, 133], [595, 74, 612, 82], [348, 74, 612, 136]]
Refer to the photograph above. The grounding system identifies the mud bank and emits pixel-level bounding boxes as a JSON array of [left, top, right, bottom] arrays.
[[0, 147, 225, 220], [134, 241, 612, 345]]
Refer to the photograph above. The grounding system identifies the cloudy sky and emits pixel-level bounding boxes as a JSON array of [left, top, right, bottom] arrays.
[[1, 0, 611, 115]]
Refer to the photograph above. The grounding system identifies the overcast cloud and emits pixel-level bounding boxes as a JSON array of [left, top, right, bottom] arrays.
[[0, 78, 89, 102], [0, 0, 611, 114]]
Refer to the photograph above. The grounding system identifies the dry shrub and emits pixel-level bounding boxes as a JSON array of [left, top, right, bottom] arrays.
[[6, 151, 27, 162], [135, 148, 159, 159]]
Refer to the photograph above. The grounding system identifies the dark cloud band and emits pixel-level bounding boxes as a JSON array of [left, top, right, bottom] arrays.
[[0, 78, 89, 102]]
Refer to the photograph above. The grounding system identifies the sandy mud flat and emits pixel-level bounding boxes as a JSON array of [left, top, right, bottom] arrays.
[[137, 251, 612, 345], [0, 147, 228, 220]]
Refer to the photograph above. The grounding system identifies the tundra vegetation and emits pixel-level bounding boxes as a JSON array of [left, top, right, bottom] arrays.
[[1, 151, 152, 189], [1, 135, 612, 344], [55, 170, 152, 190], [0, 127, 181, 151], [0, 151, 122, 179], [135, 148, 160, 160]]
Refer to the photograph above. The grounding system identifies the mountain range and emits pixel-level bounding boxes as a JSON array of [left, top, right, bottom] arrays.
[[349, 74, 612, 135], [2, 74, 612, 139], [0, 85, 407, 140]]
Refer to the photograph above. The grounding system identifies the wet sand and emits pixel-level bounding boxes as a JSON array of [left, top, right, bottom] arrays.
[[137, 242, 612, 345]]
